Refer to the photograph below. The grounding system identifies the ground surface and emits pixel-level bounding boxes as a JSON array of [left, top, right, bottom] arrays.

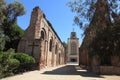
[[1, 63, 120, 80]]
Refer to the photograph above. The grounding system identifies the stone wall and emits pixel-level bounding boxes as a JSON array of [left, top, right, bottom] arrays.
[[18, 6, 66, 70], [92, 66, 120, 75], [100, 66, 120, 75], [91, 55, 120, 74]]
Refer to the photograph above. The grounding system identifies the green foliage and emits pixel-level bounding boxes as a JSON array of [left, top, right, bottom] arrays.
[[7, 1, 26, 22], [110, 23, 120, 56], [0, 0, 6, 23], [68, 0, 120, 66], [67, 0, 120, 30], [62, 41, 68, 48], [0, 49, 19, 78], [0, 29, 5, 51], [13, 53, 35, 64], [3, 23, 24, 40], [13, 53, 35, 72], [88, 22, 120, 65], [8, 58, 20, 71], [0, 49, 35, 78], [0, 0, 26, 23], [0, 0, 25, 51], [62, 41, 68, 54], [4, 23, 24, 51]]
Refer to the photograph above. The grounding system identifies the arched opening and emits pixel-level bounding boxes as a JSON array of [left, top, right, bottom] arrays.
[[41, 31, 45, 40], [39, 29, 47, 69], [59, 53, 61, 65], [49, 38, 53, 52], [55, 44, 58, 54], [40, 28, 47, 40]]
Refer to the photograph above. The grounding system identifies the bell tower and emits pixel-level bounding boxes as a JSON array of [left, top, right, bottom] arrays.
[[67, 29, 79, 63]]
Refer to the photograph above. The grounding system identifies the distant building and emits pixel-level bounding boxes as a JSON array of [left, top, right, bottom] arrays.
[[67, 29, 79, 63]]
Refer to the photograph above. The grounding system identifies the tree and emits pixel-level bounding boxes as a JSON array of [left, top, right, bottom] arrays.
[[0, 0, 6, 23], [67, 0, 120, 30], [88, 21, 120, 65], [62, 42, 68, 50], [0, 29, 5, 51], [62, 42, 68, 63], [2, 0, 26, 23], [68, 0, 120, 65], [0, 0, 25, 51], [62, 41, 68, 54], [0, 0, 6, 51], [4, 23, 24, 51]]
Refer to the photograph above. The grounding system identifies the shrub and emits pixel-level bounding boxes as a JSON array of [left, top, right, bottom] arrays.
[[8, 59, 20, 72], [0, 50, 36, 78], [0, 51, 20, 78], [13, 53, 35, 72], [13, 53, 35, 64]]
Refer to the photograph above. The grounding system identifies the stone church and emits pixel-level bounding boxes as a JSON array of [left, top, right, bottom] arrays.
[[17, 7, 65, 70], [67, 29, 79, 63]]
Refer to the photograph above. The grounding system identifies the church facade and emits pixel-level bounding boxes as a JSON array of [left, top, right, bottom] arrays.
[[67, 30, 79, 63], [17, 7, 65, 70]]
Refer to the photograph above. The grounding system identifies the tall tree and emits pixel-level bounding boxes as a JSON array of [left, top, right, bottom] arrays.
[[68, 0, 120, 65], [62, 41, 68, 53], [0, 0, 6, 23], [3, 23, 24, 51], [0, 0, 6, 51], [67, 0, 120, 31], [0, 0, 25, 51], [0, 29, 5, 51]]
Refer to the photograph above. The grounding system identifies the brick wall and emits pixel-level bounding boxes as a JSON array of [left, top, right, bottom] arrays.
[[100, 66, 120, 75], [92, 66, 120, 75]]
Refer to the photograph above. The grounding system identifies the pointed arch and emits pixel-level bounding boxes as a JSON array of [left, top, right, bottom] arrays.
[[40, 28, 47, 40]]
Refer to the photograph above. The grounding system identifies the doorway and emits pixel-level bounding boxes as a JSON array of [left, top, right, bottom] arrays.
[[70, 59, 77, 62]]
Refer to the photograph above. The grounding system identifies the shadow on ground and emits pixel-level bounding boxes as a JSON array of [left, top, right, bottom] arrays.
[[42, 64, 104, 78]]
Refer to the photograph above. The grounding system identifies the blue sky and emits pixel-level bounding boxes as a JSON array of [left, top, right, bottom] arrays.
[[6, 0, 83, 44]]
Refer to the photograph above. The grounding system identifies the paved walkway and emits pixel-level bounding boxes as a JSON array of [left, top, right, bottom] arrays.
[[1, 63, 120, 80]]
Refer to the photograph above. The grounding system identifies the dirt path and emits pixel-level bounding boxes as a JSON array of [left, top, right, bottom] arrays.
[[1, 63, 120, 80]]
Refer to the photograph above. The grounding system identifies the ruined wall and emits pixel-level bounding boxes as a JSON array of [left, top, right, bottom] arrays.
[[18, 6, 65, 70]]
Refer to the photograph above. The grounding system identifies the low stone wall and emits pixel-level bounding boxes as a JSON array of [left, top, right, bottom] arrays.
[[99, 66, 120, 75], [92, 66, 120, 75]]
